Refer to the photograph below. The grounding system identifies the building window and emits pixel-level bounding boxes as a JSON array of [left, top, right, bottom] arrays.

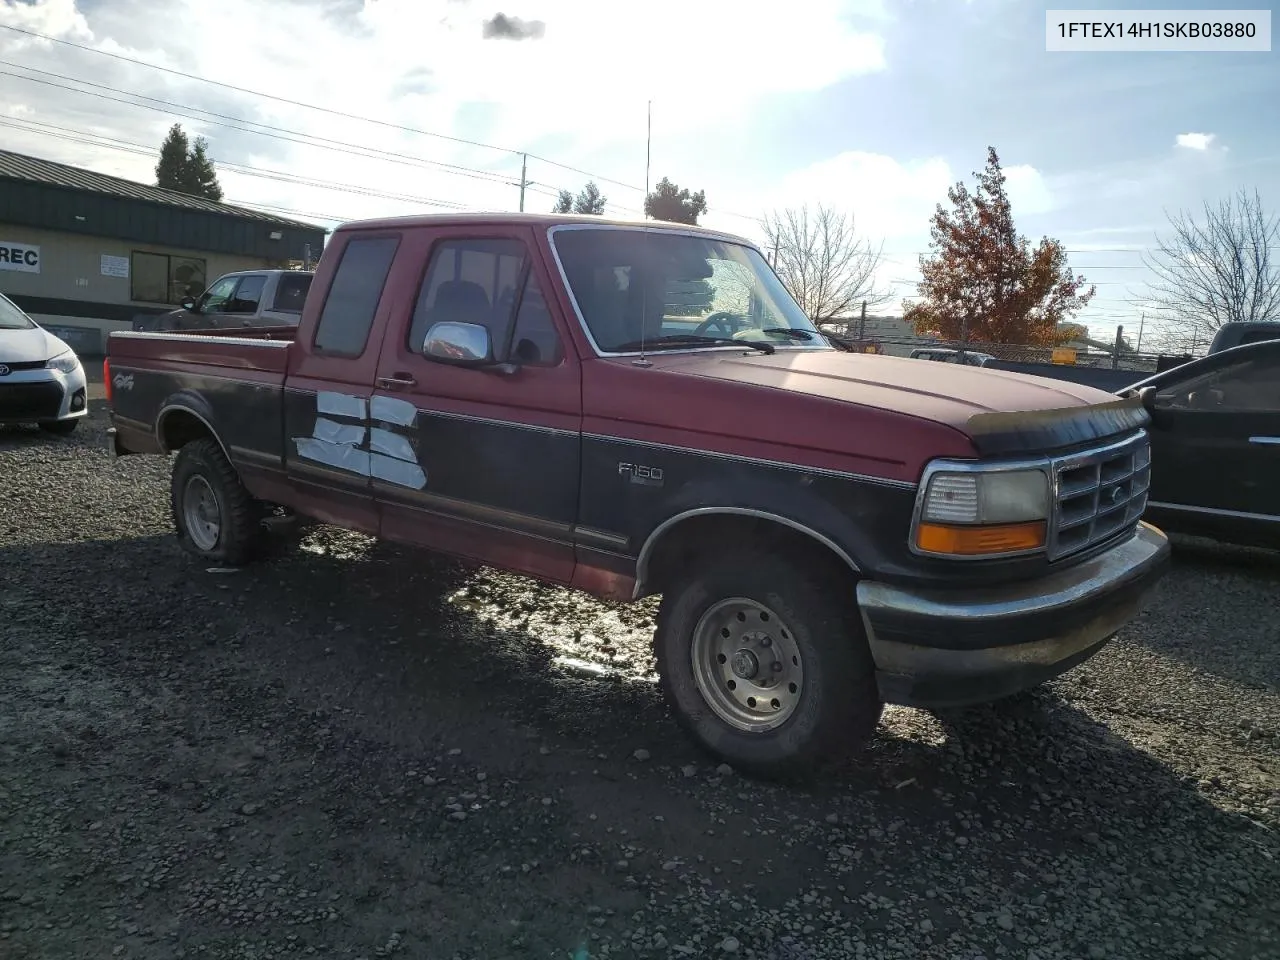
[[130, 251, 208, 304]]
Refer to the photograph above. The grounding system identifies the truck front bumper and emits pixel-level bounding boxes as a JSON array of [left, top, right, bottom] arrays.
[[856, 522, 1171, 709]]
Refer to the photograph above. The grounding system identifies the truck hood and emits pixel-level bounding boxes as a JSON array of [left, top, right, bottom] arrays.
[[646, 349, 1150, 456], [0, 325, 71, 364]]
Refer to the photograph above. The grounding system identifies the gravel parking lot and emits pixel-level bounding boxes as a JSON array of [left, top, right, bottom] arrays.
[[2, 396, 1278, 960]]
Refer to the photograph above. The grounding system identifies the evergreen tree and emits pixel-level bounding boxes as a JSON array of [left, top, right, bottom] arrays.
[[572, 181, 606, 215], [644, 177, 707, 225], [155, 123, 190, 192], [154, 124, 224, 201], [184, 137, 224, 201], [551, 189, 573, 213]]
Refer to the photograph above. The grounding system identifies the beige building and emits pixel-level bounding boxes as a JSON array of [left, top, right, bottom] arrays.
[[0, 149, 326, 354]]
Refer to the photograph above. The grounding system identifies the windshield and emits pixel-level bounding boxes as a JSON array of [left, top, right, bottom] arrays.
[[0, 293, 36, 331], [551, 228, 826, 353]]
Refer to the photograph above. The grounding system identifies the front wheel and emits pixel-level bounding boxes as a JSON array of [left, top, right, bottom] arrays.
[[170, 438, 262, 565], [655, 549, 883, 780]]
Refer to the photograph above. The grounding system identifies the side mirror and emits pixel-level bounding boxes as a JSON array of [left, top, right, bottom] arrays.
[[180, 297, 197, 311], [423, 321, 494, 367]]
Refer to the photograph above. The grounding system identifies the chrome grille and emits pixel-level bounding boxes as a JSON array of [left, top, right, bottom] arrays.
[[1048, 431, 1150, 560]]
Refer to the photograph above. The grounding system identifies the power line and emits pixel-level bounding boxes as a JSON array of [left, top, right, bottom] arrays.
[[0, 62, 538, 191], [1, 60, 673, 224], [0, 116, 477, 214], [0, 25, 767, 223], [3, 113, 656, 229], [0, 23, 656, 197], [0, 23, 523, 159]]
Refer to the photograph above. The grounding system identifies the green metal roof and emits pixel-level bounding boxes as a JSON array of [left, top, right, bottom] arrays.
[[0, 149, 326, 260], [0, 149, 317, 230]]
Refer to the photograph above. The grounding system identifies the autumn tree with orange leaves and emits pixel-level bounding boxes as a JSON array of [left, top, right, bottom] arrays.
[[904, 147, 1095, 345]]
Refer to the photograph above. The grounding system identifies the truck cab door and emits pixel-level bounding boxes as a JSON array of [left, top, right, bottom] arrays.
[[282, 233, 402, 535], [369, 227, 583, 585], [222, 274, 268, 328]]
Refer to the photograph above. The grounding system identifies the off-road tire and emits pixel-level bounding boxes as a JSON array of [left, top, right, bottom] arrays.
[[170, 438, 262, 566], [655, 548, 883, 781], [38, 419, 78, 435]]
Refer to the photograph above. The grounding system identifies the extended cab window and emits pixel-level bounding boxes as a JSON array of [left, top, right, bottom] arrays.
[[408, 239, 527, 356], [313, 236, 400, 356], [273, 273, 311, 313]]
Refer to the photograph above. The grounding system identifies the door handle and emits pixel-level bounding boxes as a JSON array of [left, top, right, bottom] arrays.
[[1248, 436, 1280, 445], [376, 375, 417, 390]]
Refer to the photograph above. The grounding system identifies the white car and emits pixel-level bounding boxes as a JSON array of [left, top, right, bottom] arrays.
[[0, 292, 89, 435]]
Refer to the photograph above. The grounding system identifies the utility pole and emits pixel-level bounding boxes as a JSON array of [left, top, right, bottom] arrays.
[[1135, 312, 1145, 355], [1112, 324, 1124, 369], [517, 153, 528, 212], [857, 300, 867, 343]]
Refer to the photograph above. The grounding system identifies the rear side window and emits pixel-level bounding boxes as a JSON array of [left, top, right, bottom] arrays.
[[314, 236, 400, 356], [273, 273, 312, 313]]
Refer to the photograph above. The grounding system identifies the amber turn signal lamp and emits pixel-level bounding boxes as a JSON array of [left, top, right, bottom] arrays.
[[915, 521, 1047, 556]]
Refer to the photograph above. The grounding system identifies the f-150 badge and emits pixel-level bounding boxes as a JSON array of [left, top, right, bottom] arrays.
[[293, 390, 427, 489]]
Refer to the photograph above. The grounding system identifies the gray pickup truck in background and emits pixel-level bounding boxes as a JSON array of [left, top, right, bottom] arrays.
[[133, 269, 314, 332]]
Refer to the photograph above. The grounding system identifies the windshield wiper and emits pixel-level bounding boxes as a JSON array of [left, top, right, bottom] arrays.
[[611, 334, 775, 355], [760, 327, 816, 341]]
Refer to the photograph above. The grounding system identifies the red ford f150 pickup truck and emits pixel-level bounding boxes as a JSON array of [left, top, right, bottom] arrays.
[[105, 213, 1171, 778]]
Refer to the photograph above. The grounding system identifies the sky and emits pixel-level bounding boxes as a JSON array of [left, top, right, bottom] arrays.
[[0, 0, 1276, 348]]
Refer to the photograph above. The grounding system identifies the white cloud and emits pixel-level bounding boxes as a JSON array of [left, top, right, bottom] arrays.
[[711, 150, 1056, 241], [697, 149, 1058, 309], [1175, 132, 1216, 151], [1002, 164, 1054, 216], [742, 151, 955, 239], [0, 0, 891, 228]]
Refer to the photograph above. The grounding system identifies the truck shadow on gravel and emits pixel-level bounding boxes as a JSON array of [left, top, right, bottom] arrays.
[[4, 529, 1275, 957], [7, 528, 1265, 813]]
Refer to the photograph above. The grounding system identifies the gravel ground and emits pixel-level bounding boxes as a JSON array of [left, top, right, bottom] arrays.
[[1, 396, 1278, 960]]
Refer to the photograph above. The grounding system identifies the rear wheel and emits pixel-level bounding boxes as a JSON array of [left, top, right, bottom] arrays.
[[170, 438, 262, 565], [655, 548, 883, 780], [38, 419, 78, 435]]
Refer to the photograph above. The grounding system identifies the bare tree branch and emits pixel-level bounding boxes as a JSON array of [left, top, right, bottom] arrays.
[[760, 205, 889, 324], [1143, 188, 1280, 352]]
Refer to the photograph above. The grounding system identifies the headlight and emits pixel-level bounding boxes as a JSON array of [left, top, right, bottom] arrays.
[[46, 351, 81, 374], [913, 466, 1050, 558]]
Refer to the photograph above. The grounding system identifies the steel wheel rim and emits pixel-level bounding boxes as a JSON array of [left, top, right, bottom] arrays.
[[183, 475, 222, 552], [690, 597, 804, 733]]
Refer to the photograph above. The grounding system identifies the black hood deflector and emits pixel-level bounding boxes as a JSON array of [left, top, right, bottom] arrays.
[[964, 396, 1150, 458]]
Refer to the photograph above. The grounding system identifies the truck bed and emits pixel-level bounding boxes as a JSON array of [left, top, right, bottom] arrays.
[[106, 329, 292, 470]]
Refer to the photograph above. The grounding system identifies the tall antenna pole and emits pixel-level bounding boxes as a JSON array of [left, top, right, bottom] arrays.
[[644, 100, 652, 218], [518, 153, 528, 212]]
